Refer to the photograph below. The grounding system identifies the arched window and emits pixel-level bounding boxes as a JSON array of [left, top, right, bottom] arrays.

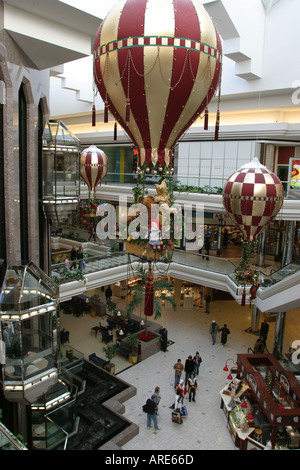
[[19, 84, 29, 264]]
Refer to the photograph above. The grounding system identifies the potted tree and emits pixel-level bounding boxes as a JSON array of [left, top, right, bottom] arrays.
[[124, 333, 139, 364], [103, 344, 118, 374], [126, 266, 176, 335], [106, 299, 117, 316]]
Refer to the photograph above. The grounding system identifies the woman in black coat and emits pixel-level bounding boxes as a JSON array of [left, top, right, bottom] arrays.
[[184, 355, 195, 384]]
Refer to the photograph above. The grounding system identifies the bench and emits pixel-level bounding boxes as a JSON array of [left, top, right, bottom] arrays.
[[116, 344, 130, 360], [88, 353, 109, 368], [127, 319, 140, 333]]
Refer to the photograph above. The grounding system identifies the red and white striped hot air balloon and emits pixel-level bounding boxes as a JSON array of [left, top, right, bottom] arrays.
[[80, 145, 109, 193], [93, 0, 222, 171]]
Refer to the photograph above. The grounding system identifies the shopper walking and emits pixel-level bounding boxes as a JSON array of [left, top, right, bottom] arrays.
[[159, 327, 168, 352], [146, 395, 160, 430], [193, 351, 202, 376], [205, 294, 211, 313], [105, 285, 112, 303], [173, 359, 184, 388], [88, 220, 96, 241], [260, 319, 269, 341], [254, 336, 266, 353], [223, 228, 229, 249], [70, 246, 77, 270], [188, 372, 198, 402], [209, 320, 219, 345], [219, 324, 230, 347], [175, 379, 187, 405], [77, 247, 85, 271], [204, 237, 211, 260], [184, 355, 195, 384]]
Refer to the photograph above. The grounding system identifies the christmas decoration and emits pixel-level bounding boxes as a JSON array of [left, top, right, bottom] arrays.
[[93, 0, 222, 171]]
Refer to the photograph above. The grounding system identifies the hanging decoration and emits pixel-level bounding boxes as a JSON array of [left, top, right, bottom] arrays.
[[144, 261, 154, 317], [92, 79, 96, 127], [223, 158, 284, 304], [80, 145, 109, 193], [223, 158, 284, 242], [93, 0, 223, 172], [93, 0, 222, 318], [80, 145, 109, 218]]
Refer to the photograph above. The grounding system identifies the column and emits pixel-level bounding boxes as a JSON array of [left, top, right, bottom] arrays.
[[257, 229, 266, 267], [274, 229, 282, 262], [273, 312, 286, 359], [251, 304, 260, 332], [282, 221, 296, 266]]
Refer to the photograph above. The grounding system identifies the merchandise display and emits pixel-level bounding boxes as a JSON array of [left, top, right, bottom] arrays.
[[220, 354, 300, 450]]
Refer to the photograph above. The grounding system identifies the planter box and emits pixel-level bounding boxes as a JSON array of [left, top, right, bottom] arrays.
[[138, 331, 161, 362]]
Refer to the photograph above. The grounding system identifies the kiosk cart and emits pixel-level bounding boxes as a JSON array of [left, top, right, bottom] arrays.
[[220, 354, 300, 450]]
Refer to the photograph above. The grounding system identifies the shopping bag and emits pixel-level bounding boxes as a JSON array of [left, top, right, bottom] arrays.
[[180, 405, 188, 417], [172, 411, 182, 424]]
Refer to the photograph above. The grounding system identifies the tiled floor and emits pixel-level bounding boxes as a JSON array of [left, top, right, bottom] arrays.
[[60, 286, 300, 451]]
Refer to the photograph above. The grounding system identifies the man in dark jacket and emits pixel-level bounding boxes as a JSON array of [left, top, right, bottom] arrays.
[[105, 285, 112, 302], [146, 395, 160, 430], [184, 355, 195, 384], [159, 328, 168, 352], [260, 319, 269, 341]]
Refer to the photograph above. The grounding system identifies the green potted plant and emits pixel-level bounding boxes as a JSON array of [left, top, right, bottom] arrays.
[[103, 344, 118, 374], [124, 333, 139, 364], [106, 299, 117, 315]]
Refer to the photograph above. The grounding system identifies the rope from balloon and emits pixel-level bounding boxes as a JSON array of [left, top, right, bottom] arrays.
[[204, 57, 211, 131], [92, 79, 96, 127], [214, 63, 222, 141], [126, 54, 131, 123]]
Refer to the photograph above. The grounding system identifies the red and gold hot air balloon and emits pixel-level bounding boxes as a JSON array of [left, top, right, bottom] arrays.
[[223, 158, 284, 242], [93, 0, 222, 171], [80, 145, 109, 193], [223, 158, 284, 305]]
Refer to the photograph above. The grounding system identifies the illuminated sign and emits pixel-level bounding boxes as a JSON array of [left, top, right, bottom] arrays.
[[289, 158, 300, 189]]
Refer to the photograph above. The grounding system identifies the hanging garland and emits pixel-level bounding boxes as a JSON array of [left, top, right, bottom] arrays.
[[235, 241, 258, 285]]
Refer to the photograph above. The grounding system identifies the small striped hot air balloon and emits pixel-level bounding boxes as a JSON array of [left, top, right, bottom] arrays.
[[80, 145, 109, 194]]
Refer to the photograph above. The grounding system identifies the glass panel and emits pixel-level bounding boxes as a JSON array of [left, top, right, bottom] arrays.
[[0, 422, 26, 450], [0, 262, 58, 312], [1, 314, 56, 383], [42, 120, 80, 200], [0, 262, 59, 386]]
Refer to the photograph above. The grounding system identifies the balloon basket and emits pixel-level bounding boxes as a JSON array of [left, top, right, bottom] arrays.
[[125, 241, 172, 260]]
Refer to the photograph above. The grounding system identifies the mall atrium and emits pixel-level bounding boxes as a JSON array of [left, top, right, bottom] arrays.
[[0, 0, 300, 451]]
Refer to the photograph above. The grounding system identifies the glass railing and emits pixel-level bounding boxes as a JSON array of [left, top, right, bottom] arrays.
[[51, 247, 237, 285], [81, 172, 225, 193], [172, 250, 237, 275], [45, 408, 70, 450], [256, 257, 300, 287], [81, 173, 289, 195], [0, 422, 27, 450], [51, 251, 128, 283], [51, 245, 300, 293]]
